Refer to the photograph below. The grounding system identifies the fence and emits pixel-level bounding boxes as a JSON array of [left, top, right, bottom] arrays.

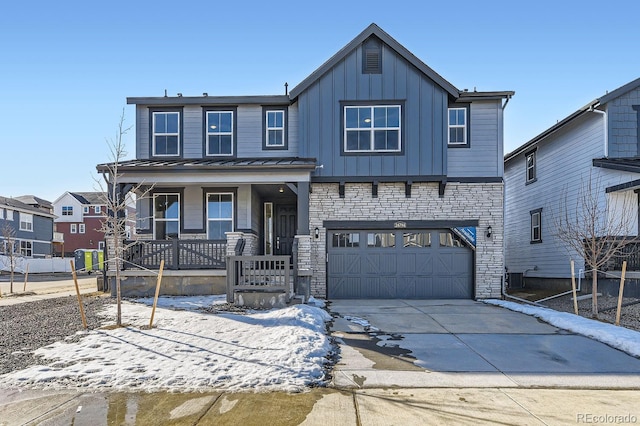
[[122, 240, 227, 270], [226, 255, 292, 302]]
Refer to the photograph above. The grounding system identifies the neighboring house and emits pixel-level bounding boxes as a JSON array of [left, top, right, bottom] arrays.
[[52, 192, 110, 256], [0, 195, 55, 258], [505, 77, 640, 290], [97, 23, 513, 300]]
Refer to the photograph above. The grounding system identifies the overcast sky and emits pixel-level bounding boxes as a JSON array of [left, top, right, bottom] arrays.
[[1, 0, 638, 201]]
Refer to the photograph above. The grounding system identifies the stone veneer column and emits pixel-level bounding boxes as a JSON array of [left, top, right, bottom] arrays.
[[225, 232, 244, 257]]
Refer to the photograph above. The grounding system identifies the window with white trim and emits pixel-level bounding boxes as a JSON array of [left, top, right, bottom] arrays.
[[95, 206, 102, 214], [448, 108, 467, 145], [79, 223, 86, 234], [19, 240, 32, 257], [62, 206, 73, 216], [98, 241, 105, 251], [531, 208, 542, 243], [70, 224, 77, 234], [206, 111, 233, 156], [0, 207, 4, 219], [83, 206, 89, 214], [265, 110, 285, 147], [19, 213, 33, 231], [154, 193, 180, 239], [206, 193, 233, 240], [526, 151, 537, 183], [152, 111, 180, 156], [6, 209, 14, 220], [344, 105, 401, 152]]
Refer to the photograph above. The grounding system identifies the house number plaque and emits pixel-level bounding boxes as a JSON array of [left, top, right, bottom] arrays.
[[394, 221, 407, 229]]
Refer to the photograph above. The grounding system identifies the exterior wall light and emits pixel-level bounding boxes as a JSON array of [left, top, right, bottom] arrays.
[[486, 226, 492, 238], [314, 227, 320, 239]]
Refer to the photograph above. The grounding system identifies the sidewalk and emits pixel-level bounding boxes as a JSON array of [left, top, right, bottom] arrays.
[[1, 387, 638, 425], [0, 275, 99, 306]]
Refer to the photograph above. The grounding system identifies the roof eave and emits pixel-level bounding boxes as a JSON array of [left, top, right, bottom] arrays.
[[127, 95, 291, 106]]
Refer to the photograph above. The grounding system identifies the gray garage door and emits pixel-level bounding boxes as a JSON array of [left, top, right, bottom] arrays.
[[328, 229, 473, 299]]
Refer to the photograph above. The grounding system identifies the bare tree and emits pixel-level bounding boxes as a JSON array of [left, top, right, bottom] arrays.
[[554, 171, 638, 318], [96, 109, 152, 326], [0, 222, 20, 294]]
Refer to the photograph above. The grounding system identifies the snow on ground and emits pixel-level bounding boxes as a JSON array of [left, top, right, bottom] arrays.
[[0, 297, 333, 392], [485, 299, 640, 358]]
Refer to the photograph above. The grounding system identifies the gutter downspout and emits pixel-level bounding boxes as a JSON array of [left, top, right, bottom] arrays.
[[589, 105, 608, 157]]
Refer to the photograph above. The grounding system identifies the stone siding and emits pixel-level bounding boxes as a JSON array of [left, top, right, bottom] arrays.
[[308, 182, 504, 299]]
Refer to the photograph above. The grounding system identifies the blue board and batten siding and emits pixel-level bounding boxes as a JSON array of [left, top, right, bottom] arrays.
[[135, 105, 300, 160], [297, 44, 448, 178]]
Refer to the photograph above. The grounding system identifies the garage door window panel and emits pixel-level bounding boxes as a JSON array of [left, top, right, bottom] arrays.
[[367, 232, 395, 248], [439, 231, 465, 247], [403, 232, 431, 247], [333, 232, 360, 248]]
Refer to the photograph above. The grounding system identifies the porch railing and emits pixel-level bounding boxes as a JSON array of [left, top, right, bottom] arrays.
[[226, 255, 292, 302], [122, 240, 227, 270], [590, 237, 640, 272]]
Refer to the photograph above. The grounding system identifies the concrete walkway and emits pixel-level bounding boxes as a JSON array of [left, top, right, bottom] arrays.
[[328, 299, 640, 389], [0, 275, 98, 306], [1, 387, 638, 425]]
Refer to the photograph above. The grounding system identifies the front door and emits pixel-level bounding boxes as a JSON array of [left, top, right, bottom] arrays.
[[275, 205, 296, 256]]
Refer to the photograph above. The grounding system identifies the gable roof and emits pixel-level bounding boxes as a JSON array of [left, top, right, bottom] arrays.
[[0, 196, 55, 218], [505, 77, 640, 163], [70, 192, 105, 205], [289, 23, 460, 99], [14, 195, 53, 209]]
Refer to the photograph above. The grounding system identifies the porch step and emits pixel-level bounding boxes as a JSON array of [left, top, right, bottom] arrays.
[[234, 289, 288, 309]]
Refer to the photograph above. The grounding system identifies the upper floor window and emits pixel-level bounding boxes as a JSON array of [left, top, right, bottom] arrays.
[[344, 105, 401, 153], [206, 193, 233, 240], [62, 206, 73, 216], [19, 213, 33, 231], [83, 206, 89, 214], [0, 207, 4, 219], [526, 150, 537, 183], [152, 111, 180, 156], [95, 206, 102, 214], [448, 108, 467, 146], [154, 193, 180, 240], [79, 223, 86, 234], [265, 109, 286, 148], [6, 209, 13, 220], [206, 111, 233, 156], [531, 208, 542, 243]]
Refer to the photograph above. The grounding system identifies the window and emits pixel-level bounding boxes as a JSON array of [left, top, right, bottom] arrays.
[[344, 105, 401, 152], [19, 213, 33, 231], [154, 194, 180, 239], [62, 206, 73, 216], [79, 223, 86, 234], [83, 206, 89, 214], [6, 209, 13, 220], [0, 207, 4, 219], [19, 240, 32, 257], [206, 193, 234, 239], [526, 150, 536, 183], [98, 241, 105, 251], [70, 224, 77, 234], [531, 208, 542, 243], [403, 232, 431, 247], [152, 111, 180, 156], [95, 206, 102, 214], [448, 108, 467, 145], [206, 111, 233, 156], [332, 232, 360, 248], [265, 109, 285, 148], [367, 232, 395, 248]]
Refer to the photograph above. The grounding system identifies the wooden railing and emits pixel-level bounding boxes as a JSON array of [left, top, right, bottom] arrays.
[[226, 255, 292, 302], [122, 240, 226, 270], [589, 237, 640, 272]]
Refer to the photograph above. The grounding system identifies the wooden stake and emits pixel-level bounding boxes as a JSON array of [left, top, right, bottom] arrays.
[[616, 260, 627, 326], [570, 259, 578, 315], [23, 263, 29, 292], [71, 260, 88, 329], [149, 260, 165, 329]]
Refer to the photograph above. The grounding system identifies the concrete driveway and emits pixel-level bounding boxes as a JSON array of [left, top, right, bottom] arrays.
[[328, 299, 640, 389]]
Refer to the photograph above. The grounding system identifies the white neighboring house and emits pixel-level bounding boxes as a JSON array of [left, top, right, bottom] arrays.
[[504, 77, 640, 291]]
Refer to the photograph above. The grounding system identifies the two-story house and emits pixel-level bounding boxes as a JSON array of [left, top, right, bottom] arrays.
[[98, 24, 513, 300], [53, 192, 109, 256], [505, 77, 640, 293], [0, 195, 55, 259]]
